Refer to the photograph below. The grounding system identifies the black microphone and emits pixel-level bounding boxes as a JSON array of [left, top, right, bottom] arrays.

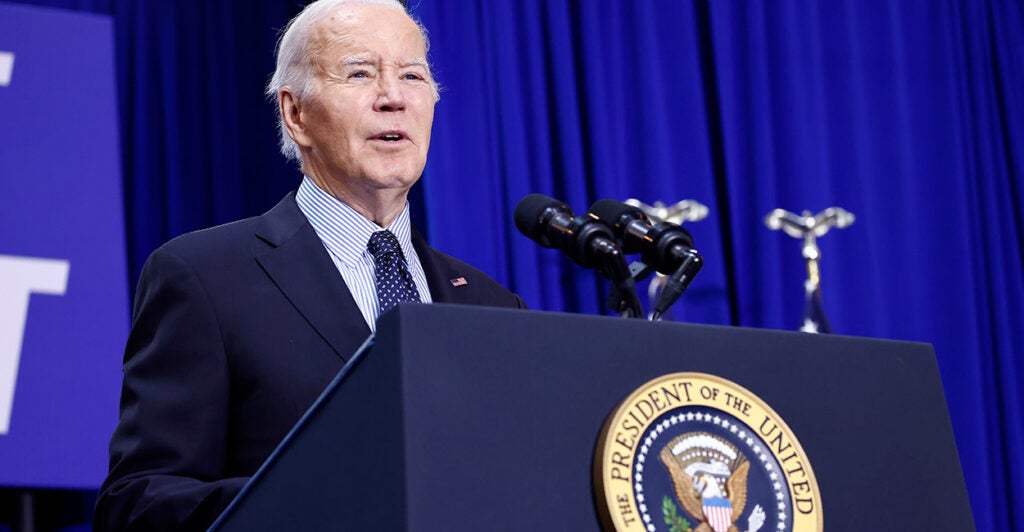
[[514, 194, 644, 317], [514, 194, 619, 269], [589, 199, 703, 320], [589, 199, 696, 275]]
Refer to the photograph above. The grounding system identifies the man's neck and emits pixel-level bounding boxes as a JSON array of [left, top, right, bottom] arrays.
[[304, 174, 409, 227]]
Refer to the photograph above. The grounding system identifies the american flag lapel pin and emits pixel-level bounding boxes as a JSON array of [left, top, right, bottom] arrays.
[[450, 277, 468, 287]]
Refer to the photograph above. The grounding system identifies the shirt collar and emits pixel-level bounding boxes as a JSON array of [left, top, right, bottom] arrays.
[[295, 176, 417, 267]]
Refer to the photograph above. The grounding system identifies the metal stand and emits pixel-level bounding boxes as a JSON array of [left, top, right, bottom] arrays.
[[15, 490, 34, 532], [765, 207, 855, 333]]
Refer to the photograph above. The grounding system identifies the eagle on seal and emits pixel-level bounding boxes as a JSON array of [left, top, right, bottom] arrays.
[[659, 434, 751, 532]]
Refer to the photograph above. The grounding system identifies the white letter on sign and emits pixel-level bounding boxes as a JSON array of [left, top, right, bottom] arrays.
[[0, 255, 70, 435], [0, 51, 14, 87]]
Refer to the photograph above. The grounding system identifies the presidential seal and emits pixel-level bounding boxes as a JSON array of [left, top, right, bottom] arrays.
[[594, 373, 822, 532]]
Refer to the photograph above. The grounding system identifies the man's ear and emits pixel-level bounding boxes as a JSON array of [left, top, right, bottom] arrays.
[[279, 88, 311, 149]]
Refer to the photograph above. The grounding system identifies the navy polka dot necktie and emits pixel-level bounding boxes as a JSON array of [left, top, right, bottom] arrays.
[[367, 230, 421, 316]]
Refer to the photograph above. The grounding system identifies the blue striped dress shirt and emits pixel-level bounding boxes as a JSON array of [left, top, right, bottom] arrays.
[[294, 176, 432, 332]]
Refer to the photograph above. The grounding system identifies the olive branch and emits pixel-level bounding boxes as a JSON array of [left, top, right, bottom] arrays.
[[662, 495, 692, 532]]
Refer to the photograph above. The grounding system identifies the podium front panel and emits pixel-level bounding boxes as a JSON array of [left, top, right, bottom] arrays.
[[215, 304, 972, 531]]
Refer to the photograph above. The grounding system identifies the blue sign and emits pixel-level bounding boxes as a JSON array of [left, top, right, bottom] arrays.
[[0, 3, 128, 489]]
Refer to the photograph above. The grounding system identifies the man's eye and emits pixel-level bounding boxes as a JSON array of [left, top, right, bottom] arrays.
[[350, 71, 369, 79], [403, 73, 424, 81]]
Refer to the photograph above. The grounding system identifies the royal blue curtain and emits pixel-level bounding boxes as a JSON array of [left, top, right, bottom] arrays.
[[3, 0, 1021, 530], [419, 2, 1023, 528]]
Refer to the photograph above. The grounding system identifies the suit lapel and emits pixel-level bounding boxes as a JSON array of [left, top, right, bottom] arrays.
[[253, 193, 369, 361], [412, 228, 464, 304]]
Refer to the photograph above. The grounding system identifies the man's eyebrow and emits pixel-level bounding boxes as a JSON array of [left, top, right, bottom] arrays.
[[342, 55, 375, 66], [400, 58, 429, 69], [338, 56, 429, 70]]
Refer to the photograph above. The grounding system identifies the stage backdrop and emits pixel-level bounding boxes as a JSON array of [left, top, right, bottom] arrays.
[[0, 3, 128, 489], [2, 0, 1022, 530]]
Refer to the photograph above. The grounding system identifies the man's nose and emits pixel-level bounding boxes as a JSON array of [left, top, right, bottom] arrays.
[[373, 76, 405, 112]]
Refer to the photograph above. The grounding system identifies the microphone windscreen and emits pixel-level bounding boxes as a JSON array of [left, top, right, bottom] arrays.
[[514, 194, 569, 242], [589, 199, 645, 230]]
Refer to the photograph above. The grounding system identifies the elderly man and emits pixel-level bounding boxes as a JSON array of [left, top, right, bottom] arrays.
[[94, 1, 524, 529]]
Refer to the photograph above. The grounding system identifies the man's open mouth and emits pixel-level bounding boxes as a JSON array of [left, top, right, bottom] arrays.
[[376, 132, 406, 142]]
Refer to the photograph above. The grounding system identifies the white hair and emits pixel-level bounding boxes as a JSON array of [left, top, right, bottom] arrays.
[[266, 0, 439, 162]]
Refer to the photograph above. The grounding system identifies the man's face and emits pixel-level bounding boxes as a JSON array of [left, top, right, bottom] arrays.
[[294, 4, 435, 200]]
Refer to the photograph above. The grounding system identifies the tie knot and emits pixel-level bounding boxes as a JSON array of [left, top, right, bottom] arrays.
[[368, 230, 402, 260]]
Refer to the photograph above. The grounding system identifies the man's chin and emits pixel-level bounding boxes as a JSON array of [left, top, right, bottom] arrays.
[[367, 163, 424, 190], [364, 172, 421, 193]]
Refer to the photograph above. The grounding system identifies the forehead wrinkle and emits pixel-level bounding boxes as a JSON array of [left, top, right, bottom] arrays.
[[308, 27, 354, 79], [305, 6, 435, 90], [312, 33, 427, 73]]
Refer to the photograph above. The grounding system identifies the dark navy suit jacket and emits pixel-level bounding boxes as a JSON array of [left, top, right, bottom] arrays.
[[94, 193, 525, 531]]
